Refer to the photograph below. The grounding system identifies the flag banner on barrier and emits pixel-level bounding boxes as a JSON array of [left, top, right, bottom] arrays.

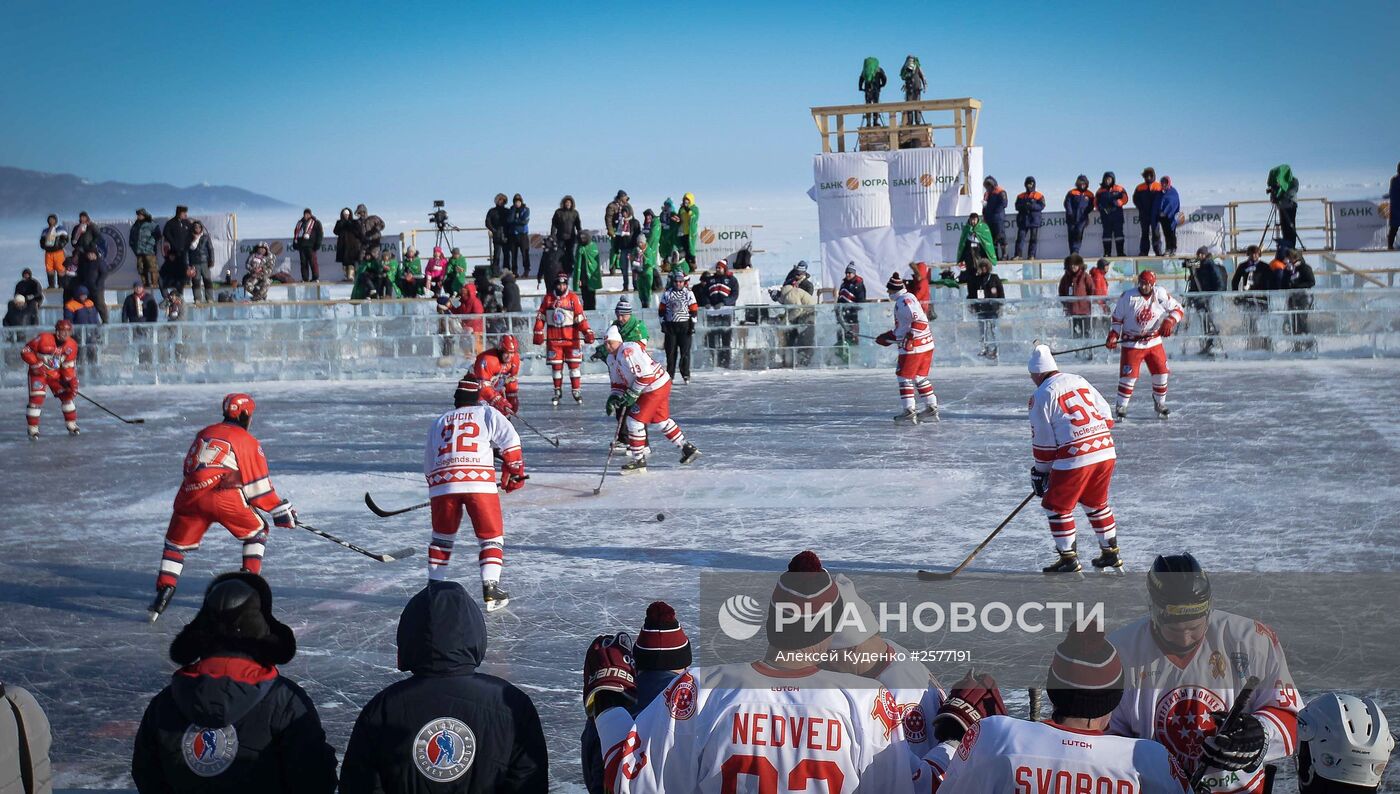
[[693, 224, 756, 267], [812, 152, 892, 233], [939, 205, 1227, 262], [1332, 200, 1390, 250]]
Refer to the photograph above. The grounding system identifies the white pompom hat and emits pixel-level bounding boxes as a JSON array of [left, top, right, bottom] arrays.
[[1028, 344, 1057, 375]]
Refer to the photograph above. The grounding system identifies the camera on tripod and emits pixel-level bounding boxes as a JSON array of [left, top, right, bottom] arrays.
[[428, 200, 449, 230]]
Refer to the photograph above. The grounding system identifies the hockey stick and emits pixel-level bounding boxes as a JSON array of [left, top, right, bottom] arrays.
[[365, 492, 429, 517], [1050, 342, 1107, 356], [592, 412, 628, 495], [511, 412, 560, 447], [1189, 676, 1260, 793], [76, 391, 145, 424], [295, 521, 416, 562], [918, 492, 1036, 581]]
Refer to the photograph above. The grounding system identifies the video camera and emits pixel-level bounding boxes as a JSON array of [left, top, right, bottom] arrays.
[[428, 200, 449, 230]]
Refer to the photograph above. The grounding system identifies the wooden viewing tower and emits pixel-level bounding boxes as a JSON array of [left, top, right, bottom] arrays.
[[809, 97, 982, 194]]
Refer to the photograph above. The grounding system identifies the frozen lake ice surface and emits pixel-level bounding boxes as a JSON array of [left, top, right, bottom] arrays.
[[2, 359, 1397, 791]]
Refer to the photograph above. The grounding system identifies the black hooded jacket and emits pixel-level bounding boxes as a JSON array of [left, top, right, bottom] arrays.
[[339, 581, 548, 794]]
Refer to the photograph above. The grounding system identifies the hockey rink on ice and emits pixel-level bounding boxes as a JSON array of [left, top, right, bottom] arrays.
[[2, 358, 1398, 790]]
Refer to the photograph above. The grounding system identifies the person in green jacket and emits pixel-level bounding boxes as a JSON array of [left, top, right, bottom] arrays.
[[397, 247, 424, 297], [638, 209, 662, 308], [677, 193, 699, 267], [955, 212, 997, 268], [1266, 164, 1300, 251], [573, 233, 602, 310], [443, 247, 470, 296], [659, 197, 679, 261]]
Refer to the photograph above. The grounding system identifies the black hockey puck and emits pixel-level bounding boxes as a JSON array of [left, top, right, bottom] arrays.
[[655, 513, 665, 522]]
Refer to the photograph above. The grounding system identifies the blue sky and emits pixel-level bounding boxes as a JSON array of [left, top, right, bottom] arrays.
[[2, 0, 1396, 212]]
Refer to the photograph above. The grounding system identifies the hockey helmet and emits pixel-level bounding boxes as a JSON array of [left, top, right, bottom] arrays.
[[500, 335, 519, 357], [1297, 693, 1394, 791], [1137, 269, 1157, 287], [222, 393, 256, 426], [54, 319, 73, 334], [1147, 553, 1211, 625]]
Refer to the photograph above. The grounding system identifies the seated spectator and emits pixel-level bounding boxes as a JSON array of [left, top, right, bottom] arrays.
[[1294, 693, 1394, 794], [398, 246, 424, 297], [130, 572, 337, 793], [1185, 246, 1226, 355], [1058, 254, 1093, 348], [14, 268, 43, 312], [1, 677, 53, 793], [340, 580, 548, 793], [162, 293, 184, 322], [425, 246, 449, 296], [445, 247, 470, 296], [64, 286, 100, 325], [783, 261, 816, 295], [443, 282, 485, 359], [122, 282, 159, 323], [4, 294, 37, 328], [352, 251, 392, 300], [242, 243, 275, 301]]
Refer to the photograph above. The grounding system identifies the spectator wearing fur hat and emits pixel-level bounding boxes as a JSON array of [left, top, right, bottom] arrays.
[[131, 572, 337, 793], [486, 193, 511, 276]]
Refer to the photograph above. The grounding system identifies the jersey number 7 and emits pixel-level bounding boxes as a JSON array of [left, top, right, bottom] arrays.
[[1058, 389, 1106, 427]]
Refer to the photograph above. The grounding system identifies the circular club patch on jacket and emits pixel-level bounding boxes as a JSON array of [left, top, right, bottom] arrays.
[[181, 724, 239, 777], [413, 717, 477, 782]]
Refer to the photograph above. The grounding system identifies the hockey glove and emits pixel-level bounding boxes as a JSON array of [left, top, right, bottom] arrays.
[[583, 632, 637, 718], [623, 389, 640, 407], [1105, 330, 1120, 350], [532, 331, 545, 345], [932, 670, 1007, 743], [271, 500, 297, 530], [490, 396, 514, 416], [500, 455, 526, 493], [1159, 316, 1178, 337], [875, 331, 896, 347], [1200, 712, 1268, 772], [584, 329, 596, 345], [1030, 467, 1050, 497], [507, 395, 520, 414], [605, 394, 624, 416]]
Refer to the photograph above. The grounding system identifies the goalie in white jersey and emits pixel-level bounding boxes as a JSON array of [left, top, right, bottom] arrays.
[[931, 626, 1188, 793], [1109, 554, 1300, 794], [583, 550, 916, 793], [423, 377, 525, 612], [876, 273, 938, 424], [1107, 269, 1184, 419], [1027, 344, 1122, 574]]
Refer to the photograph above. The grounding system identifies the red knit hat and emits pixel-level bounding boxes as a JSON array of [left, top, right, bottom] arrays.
[[1045, 626, 1124, 719], [766, 551, 844, 650], [633, 601, 692, 671], [885, 273, 906, 292]]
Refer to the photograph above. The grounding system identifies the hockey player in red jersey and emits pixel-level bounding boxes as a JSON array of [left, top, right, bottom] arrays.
[[423, 377, 524, 612], [533, 272, 594, 406], [583, 550, 917, 794], [1107, 270, 1184, 419], [1109, 553, 1300, 794], [149, 393, 296, 621], [603, 325, 699, 473], [19, 319, 80, 439], [1027, 344, 1121, 574], [876, 273, 938, 423], [470, 334, 521, 414], [928, 627, 1189, 794]]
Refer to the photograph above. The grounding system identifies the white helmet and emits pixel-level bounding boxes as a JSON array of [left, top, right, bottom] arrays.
[[1297, 693, 1394, 792]]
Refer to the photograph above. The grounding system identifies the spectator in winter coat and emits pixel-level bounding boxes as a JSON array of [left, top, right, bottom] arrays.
[[340, 580, 548, 794], [706, 259, 739, 308], [1133, 167, 1164, 256], [638, 210, 662, 308], [242, 243, 275, 301], [1095, 172, 1129, 256], [857, 56, 887, 126], [777, 276, 818, 367], [334, 207, 360, 281], [1013, 177, 1045, 260], [604, 190, 632, 242], [500, 270, 523, 334], [425, 246, 449, 296], [129, 208, 162, 289], [293, 208, 323, 282], [1063, 175, 1096, 254], [1232, 245, 1271, 348], [1157, 176, 1182, 255], [398, 247, 424, 298], [1090, 258, 1111, 327], [443, 249, 470, 297], [65, 286, 100, 325], [956, 212, 996, 267], [39, 213, 68, 289], [955, 258, 1004, 358], [443, 282, 486, 359], [676, 193, 699, 266], [535, 237, 563, 290], [14, 268, 43, 311], [837, 263, 866, 345], [573, 234, 602, 311], [1279, 249, 1315, 348], [981, 176, 1009, 260], [1389, 162, 1400, 250], [782, 261, 816, 295], [0, 678, 53, 794], [1058, 254, 1094, 345], [68, 211, 101, 300], [659, 197, 680, 261], [485, 193, 511, 275], [1185, 246, 1225, 355], [4, 294, 37, 328], [162, 205, 193, 291], [187, 220, 215, 303], [131, 572, 337, 794], [122, 282, 159, 322], [507, 194, 531, 277], [550, 195, 582, 267], [612, 207, 642, 290], [356, 204, 385, 262]]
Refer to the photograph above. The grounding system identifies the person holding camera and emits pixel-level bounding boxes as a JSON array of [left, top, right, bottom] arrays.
[[1185, 246, 1226, 355], [1267, 164, 1300, 250]]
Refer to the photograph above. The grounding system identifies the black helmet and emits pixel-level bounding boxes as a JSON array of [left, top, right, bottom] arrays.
[[1148, 553, 1211, 625]]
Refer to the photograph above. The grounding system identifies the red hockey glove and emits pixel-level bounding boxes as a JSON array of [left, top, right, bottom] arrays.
[[875, 331, 896, 347], [507, 395, 520, 414], [490, 395, 514, 416], [500, 451, 525, 493], [532, 331, 544, 345], [271, 500, 297, 530], [584, 329, 596, 345], [583, 632, 637, 717], [1159, 316, 1178, 337], [932, 670, 1007, 742], [1105, 331, 1120, 350]]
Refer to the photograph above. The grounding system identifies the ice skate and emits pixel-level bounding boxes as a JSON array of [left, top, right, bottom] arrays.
[[894, 408, 920, 424], [1042, 548, 1082, 574], [572, 389, 583, 404], [620, 457, 648, 475], [1090, 545, 1124, 573], [610, 439, 629, 453], [27, 425, 38, 441], [482, 581, 510, 612], [551, 387, 562, 406], [148, 585, 176, 622], [679, 442, 701, 465], [919, 403, 940, 421], [1114, 402, 1128, 420], [683, 376, 691, 385], [1153, 398, 1169, 419], [66, 420, 80, 435]]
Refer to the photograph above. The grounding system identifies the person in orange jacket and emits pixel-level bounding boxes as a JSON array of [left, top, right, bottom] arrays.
[[1133, 167, 1164, 257], [1063, 175, 1096, 255], [1095, 172, 1130, 257], [1013, 177, 1045, 260]]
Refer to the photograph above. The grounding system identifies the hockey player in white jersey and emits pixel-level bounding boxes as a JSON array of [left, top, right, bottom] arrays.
[[1027, 344, 1122, 574], [876, 273, 938, 423], [1294, 693, 1394, 793], [1109, 553, 1300, 794], [423, 376, 525, 611], [1107, 269, 1184, 419], [583, 550, 916, 793], [931, 627, 1189, 793], [604, 325, 700, 473], [825, 574, 945, 761]]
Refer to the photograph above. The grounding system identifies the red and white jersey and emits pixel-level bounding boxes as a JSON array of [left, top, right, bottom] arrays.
[[176, 422, 281, 512], [861, 640, 944, 760], [608, 341, 670, 395], [1110, 286, 1184, 349], [534, 290, 592, 344], [470, 349, 519, 404], [892, 292, 934, 354], [1030, 372, 1117, 471], [21, 332, 78, 373], [933, 716, 1188, 794], [423, 404, 521, 497], [1108, 611, 1300, 794], [594, 661, 916, 794]]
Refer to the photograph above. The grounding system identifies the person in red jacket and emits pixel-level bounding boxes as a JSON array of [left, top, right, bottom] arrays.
[[909, 261, 933, 318], [533, 272, 594, 405], [20, 319, 80, 440], [149, 393, 297, 621], [471, 334, 521, 414]]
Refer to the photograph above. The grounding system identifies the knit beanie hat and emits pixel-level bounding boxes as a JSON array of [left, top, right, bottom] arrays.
[[886, 273, 905, 292], [1045, 626, 1124, 720], [766, 551, 844, 650], [633, 601, 692, 671], [615, 297, 633, 316]]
